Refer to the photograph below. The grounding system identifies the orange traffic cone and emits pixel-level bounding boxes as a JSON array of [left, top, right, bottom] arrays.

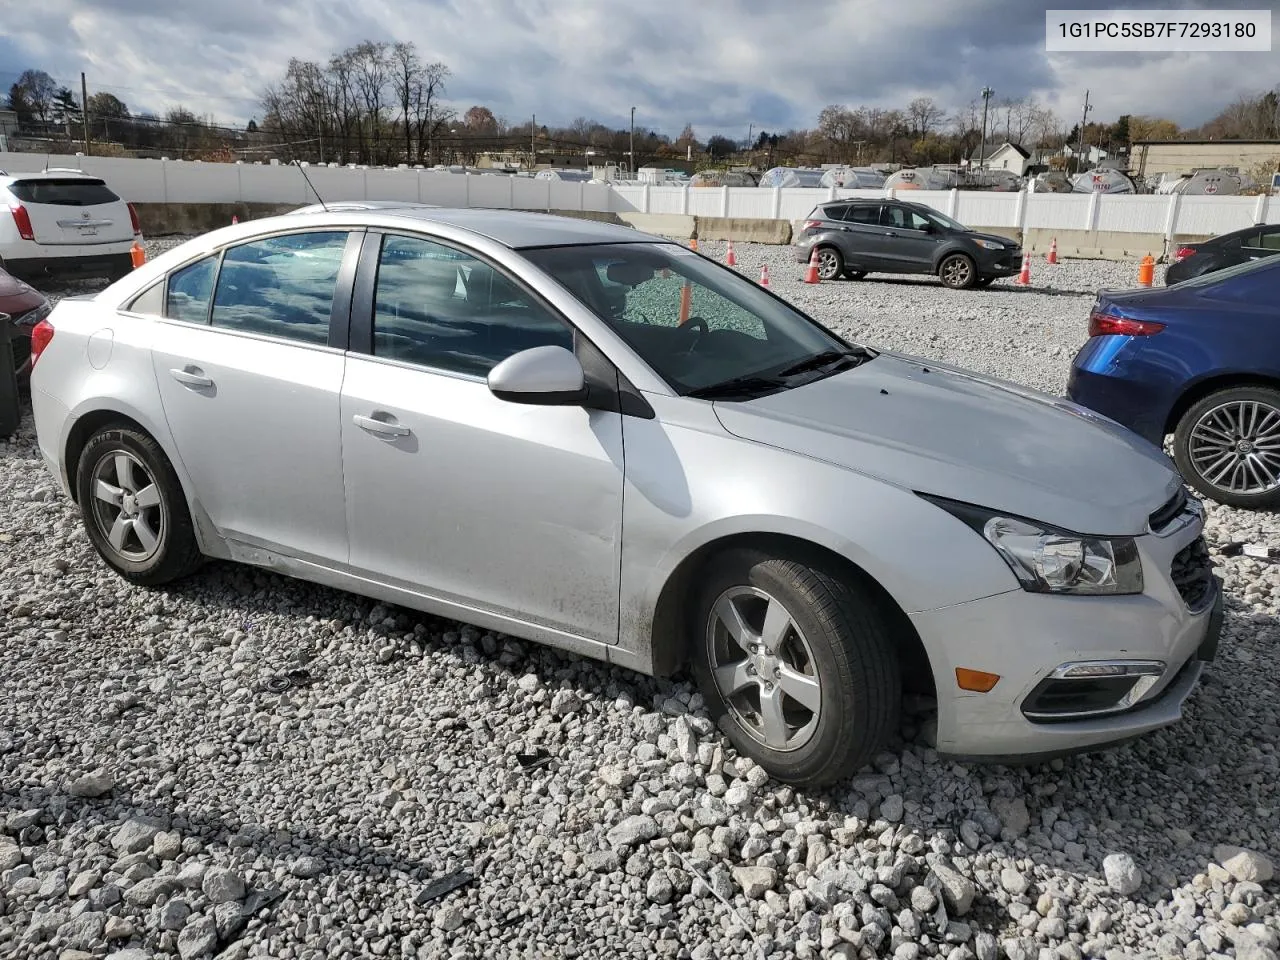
[[759, 264, 770, 287], [678, 282, 692, 325], [1046, 237, 1058, 264], [1137, 253, 1154, 287], [130, 241, 146, 270], [1015, 252, 1031, 286], [804, 247, 821, 284], [726, 239, 737, 266]]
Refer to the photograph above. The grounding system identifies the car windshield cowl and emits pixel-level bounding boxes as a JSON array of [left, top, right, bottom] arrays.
[[775, 347, 875, 379], [690, 346, 877, 400]]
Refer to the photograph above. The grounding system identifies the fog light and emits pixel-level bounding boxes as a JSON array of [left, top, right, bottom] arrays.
[[1022, 660, 1165, 721]]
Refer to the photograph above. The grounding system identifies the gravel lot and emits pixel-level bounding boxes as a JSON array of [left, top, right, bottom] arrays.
[[2, 238, 1278, 960]]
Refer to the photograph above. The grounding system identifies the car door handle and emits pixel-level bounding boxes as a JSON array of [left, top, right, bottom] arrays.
[[169, 366, 214, 389], [353, 414, 411, 437]]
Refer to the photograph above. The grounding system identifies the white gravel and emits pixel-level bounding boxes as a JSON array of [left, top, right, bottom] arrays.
[[1, 239, 1277, 960]]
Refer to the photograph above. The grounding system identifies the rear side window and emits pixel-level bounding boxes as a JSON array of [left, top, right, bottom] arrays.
[[210, 232, 348, 344], [9, 178, 120, 206], [819, 204, 850, 221], [166, 256, 218, 324]]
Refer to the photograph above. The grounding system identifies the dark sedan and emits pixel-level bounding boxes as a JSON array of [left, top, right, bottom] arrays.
[[0, 266, 51, 380], [1067, 256, 1280, 509], [794, 200, 1022, 289], [1165, 222, 1280, 284]]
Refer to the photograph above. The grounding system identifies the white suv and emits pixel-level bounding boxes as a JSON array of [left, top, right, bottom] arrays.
[[1, 169, 141, 282]]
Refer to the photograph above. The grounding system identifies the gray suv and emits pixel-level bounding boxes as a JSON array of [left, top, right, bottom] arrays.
[[795, 200, 1022, 289]]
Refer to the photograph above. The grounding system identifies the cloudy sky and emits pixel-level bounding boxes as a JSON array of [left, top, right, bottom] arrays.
[[1, 0, 1277, 139]]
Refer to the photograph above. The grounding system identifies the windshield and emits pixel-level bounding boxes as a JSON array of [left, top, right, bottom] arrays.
[[924, 209, 968, 232], [524, 242, 866, 396]]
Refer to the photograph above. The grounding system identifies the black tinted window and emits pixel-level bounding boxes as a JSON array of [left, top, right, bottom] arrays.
[[166, 256, 218, 323], [846, 205, 881, 224], [819, 204, 850, 221], [9, 179, 120, 206], [882, 206, 932, 230], [372, 234, 572, 377], [210, 232, 347, 344]]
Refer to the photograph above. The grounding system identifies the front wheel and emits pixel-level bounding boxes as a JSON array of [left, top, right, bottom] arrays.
[[938, 254, 977, 289], [76, 425, 204, 585], [1173, 386, 1280, 509], [690, 548, 901, 787]]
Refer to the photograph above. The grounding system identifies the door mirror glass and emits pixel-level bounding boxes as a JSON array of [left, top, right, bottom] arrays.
[[917, 220, 934, 233], [487, 345, 588, 405]]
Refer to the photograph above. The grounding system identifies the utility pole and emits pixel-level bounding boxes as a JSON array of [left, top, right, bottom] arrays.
[[978, 86, 994, 179], [629, 106, 635, 175], [531, 113, 536, 169], [747, 122, 753, 152], [81, 72, 91, 156], [1077, 90, 1093, 174]]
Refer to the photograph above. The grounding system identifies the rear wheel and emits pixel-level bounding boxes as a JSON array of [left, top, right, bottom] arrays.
[[938, 254, 977, 289], [1173, 386, 1280, 510], [75, 425, 203, 585], [815, 246, 843, 281], [690, 548, 900, 787]]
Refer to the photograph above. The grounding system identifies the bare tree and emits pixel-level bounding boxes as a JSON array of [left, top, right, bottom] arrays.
[[907, 97, 945, 139], [390, 42, 423, 163], [411, 61, 452, 164]]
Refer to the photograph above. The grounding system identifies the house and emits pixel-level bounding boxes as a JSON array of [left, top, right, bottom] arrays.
[[967, 142, 1032, 175], [1131, 139, 1280, 178], [0, 109, 18, 148]]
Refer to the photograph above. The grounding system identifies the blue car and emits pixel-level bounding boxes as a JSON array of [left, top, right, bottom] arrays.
[[1067, 256, 1280, 510]]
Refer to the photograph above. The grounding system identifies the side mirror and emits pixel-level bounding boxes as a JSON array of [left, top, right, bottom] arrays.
[[918, 221, 934, 233], [487, 345, 588, 406]]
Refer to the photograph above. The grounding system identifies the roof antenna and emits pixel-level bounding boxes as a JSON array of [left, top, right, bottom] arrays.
[[293, 159, 328, 212]]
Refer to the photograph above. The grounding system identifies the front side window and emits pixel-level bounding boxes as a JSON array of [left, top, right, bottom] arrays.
[[883, 206, 931, 230], [166, 256, 217, 323], [210, 231, 348, 345], [525, 242, 860, 396], [371, 234, 573, 377]]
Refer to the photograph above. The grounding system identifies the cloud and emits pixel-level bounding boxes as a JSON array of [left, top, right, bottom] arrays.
[[2, 0, 1277, 137]]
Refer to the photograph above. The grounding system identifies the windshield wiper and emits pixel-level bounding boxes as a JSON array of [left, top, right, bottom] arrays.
[[775, 348, 872, 379], [687, 375, 787, 400]]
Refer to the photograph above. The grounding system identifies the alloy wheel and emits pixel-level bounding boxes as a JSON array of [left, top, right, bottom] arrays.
[[1189, 400, 1280, 495], [816, 249, 841, 280], [941, 257, 972, 286], [89, 451, 166, 562], [706, 586, 822, 752]]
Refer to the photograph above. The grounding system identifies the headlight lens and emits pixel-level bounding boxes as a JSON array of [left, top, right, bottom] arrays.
[[972, 238, 1005, 250], [922, 496, 1143, 595]]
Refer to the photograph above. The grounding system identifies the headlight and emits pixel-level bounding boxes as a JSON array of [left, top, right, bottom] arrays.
[[972, 239, 1005, 250], [921, 495, 1143, 596]]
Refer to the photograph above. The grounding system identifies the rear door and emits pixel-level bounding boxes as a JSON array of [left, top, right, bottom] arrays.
[[8, 177, 134, 246], [838, 202, 888, 269], [149, 229, 359, 564], [877, 204, 940, 271]]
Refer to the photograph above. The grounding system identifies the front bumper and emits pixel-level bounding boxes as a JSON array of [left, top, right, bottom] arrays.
[[978, 249, 1023, 276], [912, 518, 1220, 760]]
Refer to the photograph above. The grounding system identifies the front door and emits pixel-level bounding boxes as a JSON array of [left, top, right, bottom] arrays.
[[339, 232, 624, 643], [149, 230, 356, 563], [878, 204, 942, 272]]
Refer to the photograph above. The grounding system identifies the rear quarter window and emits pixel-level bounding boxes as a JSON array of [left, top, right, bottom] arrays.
[[9, 179, 121, 206]]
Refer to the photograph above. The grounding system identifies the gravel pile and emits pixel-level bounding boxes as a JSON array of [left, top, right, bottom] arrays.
[[2, 239, 1278, 960]]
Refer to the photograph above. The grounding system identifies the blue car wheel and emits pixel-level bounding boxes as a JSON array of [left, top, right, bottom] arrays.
[[1173, 385, 1280, 509]]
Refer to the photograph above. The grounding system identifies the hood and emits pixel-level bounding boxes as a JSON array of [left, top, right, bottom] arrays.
[[966, 231, 1019, 247], [714, 353, 1181, 536]]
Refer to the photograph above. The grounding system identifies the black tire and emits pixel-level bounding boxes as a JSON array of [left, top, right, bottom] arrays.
[[690, 548, 900, 787], [973, 277, 997, 288], [75, 425, 203, 585], [938, 253, 978, 289], [842, 268, 867, 281], [1173, 385, 1280, 510], [814, 246, 844, 281]]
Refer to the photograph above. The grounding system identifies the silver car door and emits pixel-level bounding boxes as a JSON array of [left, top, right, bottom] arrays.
[[149, 230, 358, 564], [339, 231, 624, 643]]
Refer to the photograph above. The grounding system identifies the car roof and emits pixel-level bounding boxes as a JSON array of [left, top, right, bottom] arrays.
[[334, 207, 663, 249], [0, 169, 103, 182]]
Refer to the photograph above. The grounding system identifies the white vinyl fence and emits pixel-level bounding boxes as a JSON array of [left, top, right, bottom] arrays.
[[611, 184, 1280, 243], [3, 152, 1276, 241]]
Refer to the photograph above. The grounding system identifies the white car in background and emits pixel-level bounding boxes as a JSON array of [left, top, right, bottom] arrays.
[[0, 169, 141, 282]]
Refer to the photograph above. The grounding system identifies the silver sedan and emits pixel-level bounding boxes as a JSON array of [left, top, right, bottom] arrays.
[[29, 209, 1221, 786]]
